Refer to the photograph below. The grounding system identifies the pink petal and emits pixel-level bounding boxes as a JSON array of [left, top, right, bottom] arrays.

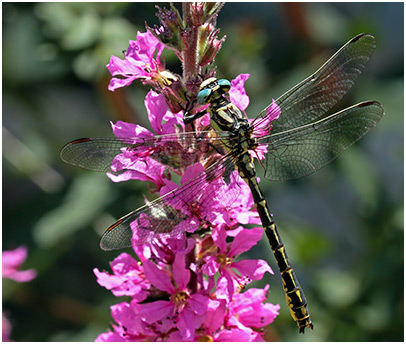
[[228, 227, 263, 256], [110, 252, 141, 274], [2, 246, 28, 266], [106, 31, 165, 92], [139, 300, 173, 323], [93, 268, 124, 289], [232, 259, 273, 280], [167, 330, 184, 341], [143, 260, 174, 294], [162, 111, 185, 133], [251, 99, 281, 137], [109, 156, 165, 187], [229, 74, 250, 111], [111, 120, 153, 139], [231, 285, 269, 310], [106, 54, 145, 77], [107, 76, 138, 91], [177, 308, 196, 340], [2, 246, 36, 282], [181, 163, 205, 184], [215, 328, 253, 342], [217, 274, 237, 301], [95, 331, 125, 342], [159, 179, 179, 196], [131, 31, 164, 62], [2, 313, 11, 342], [172, 254, 190, 290], [212, 225, 227, 253], [111, 302, 143, 334], [266, 99, 281, 122], [145, 91, 169, 135], [204, 299, 226, 332], [188, 293, 210, 315], [202, 256, 220, 276], [106, 55, 147, 91], [6, 269, 36, 282], [239, 303, 280, 327]]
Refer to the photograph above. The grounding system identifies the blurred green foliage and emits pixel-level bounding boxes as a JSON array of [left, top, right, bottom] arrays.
[[3, 2, 403, 341]]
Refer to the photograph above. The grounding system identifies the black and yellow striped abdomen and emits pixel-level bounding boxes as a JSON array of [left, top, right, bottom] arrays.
[[235, 152, 313, 333]]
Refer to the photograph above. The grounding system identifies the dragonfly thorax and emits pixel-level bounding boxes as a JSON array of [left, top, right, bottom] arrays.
[[197, 77, 256, 151]]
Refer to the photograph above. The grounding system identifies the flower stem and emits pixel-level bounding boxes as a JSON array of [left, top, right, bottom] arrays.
[[182, 2, 199, 80]]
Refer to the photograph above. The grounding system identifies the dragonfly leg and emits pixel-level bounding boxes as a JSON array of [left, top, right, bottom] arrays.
[[184, 109, 208, 124], [182, 93, 209, 124]]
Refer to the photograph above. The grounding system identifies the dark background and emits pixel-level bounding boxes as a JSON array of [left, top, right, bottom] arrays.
[[3, 2, 403, 341]]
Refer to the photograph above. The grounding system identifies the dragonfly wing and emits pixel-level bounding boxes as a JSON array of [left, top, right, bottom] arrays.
[[100, 153, 241, 250], [60, 132, 227, 175], [253, 33, 376, 132], [100, 200, 186, 250], [60, 137, 129, 172], [259, 101, 384, 181]]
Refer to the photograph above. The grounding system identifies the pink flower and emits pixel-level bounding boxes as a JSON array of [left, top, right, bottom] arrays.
[[139, 255, 210, 340], [93, 253, 149, 301], [3, 246, 36, 342], [203, 226, 273, 300], [96, 301, 159, 341], [227, 285, 280, 330], [107, 90, 184, 189], [107, 31, 166, 91], [95, 233, 278, 341], [2, 246, 36, 282], [98, 51, 282, 342]]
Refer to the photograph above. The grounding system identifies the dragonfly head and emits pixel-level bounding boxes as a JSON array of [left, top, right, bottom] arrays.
[[198, 78, 231, 105]]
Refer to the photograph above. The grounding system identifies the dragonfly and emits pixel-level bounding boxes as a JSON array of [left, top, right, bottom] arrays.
[[61, 33, 384, 333]]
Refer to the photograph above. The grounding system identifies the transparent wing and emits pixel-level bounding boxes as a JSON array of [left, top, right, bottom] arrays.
[[60, 131, 229, 176], [99, 154, 241, 250], [252, 33, 376, 132], [60, 131, 245, 250], [259, 101, 384, 181]]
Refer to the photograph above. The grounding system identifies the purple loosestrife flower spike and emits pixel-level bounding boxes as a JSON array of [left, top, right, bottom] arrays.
[[97, 4, 281, 341]]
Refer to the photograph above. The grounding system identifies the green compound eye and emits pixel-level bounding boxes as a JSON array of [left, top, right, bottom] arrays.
[[197, 88, 212, 105], [218, 79, 231, 92]]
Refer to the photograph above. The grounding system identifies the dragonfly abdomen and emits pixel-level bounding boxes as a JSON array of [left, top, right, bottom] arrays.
[[236, 154, 313, 333]]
